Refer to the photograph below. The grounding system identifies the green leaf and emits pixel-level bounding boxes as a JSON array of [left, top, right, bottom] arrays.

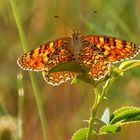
[[110, 106, 140, 125], [110, 106, 132, 121], [49, 61, 96, 85], [70, 75, 92, 85], [71, 128, 96, 140], [99, 124, 121, 135], [76, 74, 95, 85], [121, 114, 140, 124], [119, 60, 140, 72], [99, 106, 140, 135], [49, 62, 87, 74], [101, 107, 110, 124]]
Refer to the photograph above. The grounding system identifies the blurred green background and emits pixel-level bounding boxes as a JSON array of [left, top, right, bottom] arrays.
[[0, 0, 140, 140]]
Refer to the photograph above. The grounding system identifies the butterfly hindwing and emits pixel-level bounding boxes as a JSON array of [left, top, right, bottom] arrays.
[[79, 41, 110, 80], [88, 55, 110, 80], [42, 71, 75, 86]]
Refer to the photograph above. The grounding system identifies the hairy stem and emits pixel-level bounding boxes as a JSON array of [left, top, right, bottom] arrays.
[[86, 75, 115, 140], [86, 87, 99, 140]]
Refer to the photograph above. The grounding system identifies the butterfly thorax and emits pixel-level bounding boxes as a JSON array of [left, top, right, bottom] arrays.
[[71, 30, 81, 60]]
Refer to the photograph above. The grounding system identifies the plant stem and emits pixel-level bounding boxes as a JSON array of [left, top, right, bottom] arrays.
[[100, 76, 115, 101], [86, 87, 99, 140], [10, 0, 48, 139], [86, 76, 116, 140]]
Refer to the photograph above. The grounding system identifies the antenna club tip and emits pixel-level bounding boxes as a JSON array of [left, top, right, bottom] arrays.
[[91, 10, 98, 14], [54, 15, 59, 18]]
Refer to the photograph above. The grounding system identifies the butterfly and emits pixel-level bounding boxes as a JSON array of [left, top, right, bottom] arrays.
[[17, 30, 140, 85]]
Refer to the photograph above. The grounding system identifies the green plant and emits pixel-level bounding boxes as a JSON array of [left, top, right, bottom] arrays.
[[50, 60, 140, 140]]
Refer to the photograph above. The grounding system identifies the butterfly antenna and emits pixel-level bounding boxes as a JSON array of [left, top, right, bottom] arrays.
[[91, 10, 98, 14], [54, 15, 74, 31]]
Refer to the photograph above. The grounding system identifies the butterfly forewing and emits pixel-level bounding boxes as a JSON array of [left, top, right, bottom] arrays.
[[17, 37, 71, 71], [81, 35, 140, 63]]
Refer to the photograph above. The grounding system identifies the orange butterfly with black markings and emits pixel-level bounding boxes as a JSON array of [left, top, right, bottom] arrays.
[[17, 30, 140, 85]]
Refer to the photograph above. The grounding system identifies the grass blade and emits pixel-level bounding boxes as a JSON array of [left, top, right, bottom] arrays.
[[10, 0, 48, 139]]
